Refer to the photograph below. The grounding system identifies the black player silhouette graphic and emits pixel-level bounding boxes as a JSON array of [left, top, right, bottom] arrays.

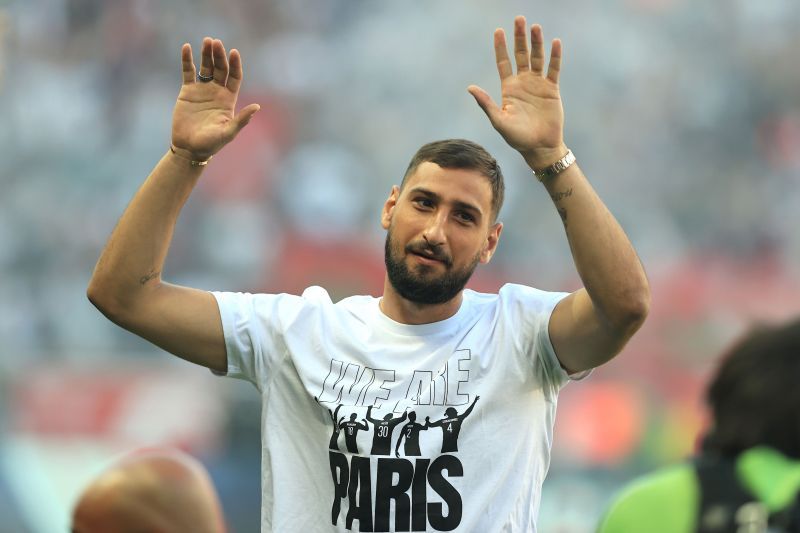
[[315, 396, 344, 451], [426, 395, 480, 453], [338, 413, 369, 454], [366, 406, 407, 455], [394, 411, 429, 457]]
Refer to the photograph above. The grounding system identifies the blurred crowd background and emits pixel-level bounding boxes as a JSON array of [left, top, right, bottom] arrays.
[[1, 0, 799, 531]]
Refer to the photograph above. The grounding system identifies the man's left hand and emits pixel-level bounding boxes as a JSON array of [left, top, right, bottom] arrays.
[[469, 16, 567, 169]]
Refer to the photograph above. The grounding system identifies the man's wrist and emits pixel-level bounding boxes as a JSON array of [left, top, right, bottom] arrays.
[[531, 148, 576, 182], [521, 143, 569, 171], [169, 144, 213, 167]]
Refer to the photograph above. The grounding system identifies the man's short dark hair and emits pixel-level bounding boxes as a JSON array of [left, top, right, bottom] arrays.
[[702, 318, 800, 459], [401, 139, 505, 222]]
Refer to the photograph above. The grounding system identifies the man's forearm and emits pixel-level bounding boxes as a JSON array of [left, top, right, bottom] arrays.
[[531, 157, 650, 330], [87, 150, 205, 319]]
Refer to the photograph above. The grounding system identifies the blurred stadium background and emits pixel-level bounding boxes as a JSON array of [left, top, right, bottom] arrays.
[[1, 0, 799, 531]]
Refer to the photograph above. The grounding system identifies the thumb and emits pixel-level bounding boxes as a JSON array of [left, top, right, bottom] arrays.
[[467, 85, 500, 124], [228, 103, 261, 136]]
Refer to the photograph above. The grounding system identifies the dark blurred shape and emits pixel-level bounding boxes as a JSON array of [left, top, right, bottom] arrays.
[[599, 317, 800, 532], [702, 320, 800, 459]]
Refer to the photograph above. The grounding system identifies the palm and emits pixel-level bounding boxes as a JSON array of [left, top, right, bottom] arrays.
[[469, 19, 566, 164], [172, 84, 237, 158], [494, 71, 563, 153], [170, 38, 260, 160]]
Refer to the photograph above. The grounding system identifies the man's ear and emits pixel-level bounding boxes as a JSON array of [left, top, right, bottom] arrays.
[[480, 222, 503, 263], [381, 186, 401, 230]]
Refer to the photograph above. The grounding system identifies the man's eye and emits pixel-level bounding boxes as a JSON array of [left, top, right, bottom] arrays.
[[456, 212, 475, 223], [414, 198, 434, 208]]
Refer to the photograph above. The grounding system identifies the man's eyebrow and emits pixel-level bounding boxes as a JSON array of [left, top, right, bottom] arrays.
[[407, 187, 484, 217]]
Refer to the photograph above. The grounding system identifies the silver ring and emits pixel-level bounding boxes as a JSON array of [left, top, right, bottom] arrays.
[[197, 72, 214, 83]]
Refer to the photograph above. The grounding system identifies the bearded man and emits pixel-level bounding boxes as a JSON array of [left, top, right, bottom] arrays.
[[88, 16, 649, 532]]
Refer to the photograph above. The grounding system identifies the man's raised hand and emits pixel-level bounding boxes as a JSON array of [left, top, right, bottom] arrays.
[[468, 17, 567, 169], [171, 38, 260, 161]]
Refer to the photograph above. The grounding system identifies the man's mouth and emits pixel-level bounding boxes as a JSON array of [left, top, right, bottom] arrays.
[[411, 251, 442, 263], [407, 246, 451, 267]]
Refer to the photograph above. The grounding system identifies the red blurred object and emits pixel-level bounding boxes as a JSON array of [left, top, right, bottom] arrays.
[[555, 381, 647, 464], [9, 363, 224, 450]]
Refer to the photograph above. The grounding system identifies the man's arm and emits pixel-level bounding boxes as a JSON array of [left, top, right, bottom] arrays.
[[425, 416, 441, 428], [469, 17, 649, 373], [395, 433, 405, 457], [387, 411, 408, 429], [86, 38, 260, 372], [461, 395, 480, 419]]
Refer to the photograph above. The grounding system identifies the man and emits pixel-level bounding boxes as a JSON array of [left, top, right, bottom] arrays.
[[425, 395, 479, 453], [71, 448, 226, 533], [87, 16, 649, 532], [339, 413, 370, 454], [598, 319, 800, 533], [395, 411, 429, 458], [366, 406, 408, 455], [317, 396, 345, 451]]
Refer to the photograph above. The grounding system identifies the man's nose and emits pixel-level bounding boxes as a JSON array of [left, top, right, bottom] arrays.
[[422, 212, 447, 247]]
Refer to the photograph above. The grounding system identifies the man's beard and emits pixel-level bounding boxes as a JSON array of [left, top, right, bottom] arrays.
[[384, 228, 480, 305]]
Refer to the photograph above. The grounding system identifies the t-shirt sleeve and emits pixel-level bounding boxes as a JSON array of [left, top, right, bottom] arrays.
[[499, 283, 574, 399], [211, 290, 312, 392]]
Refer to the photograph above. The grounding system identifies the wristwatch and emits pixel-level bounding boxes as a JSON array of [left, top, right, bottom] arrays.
[[532, 149, 576, 181]]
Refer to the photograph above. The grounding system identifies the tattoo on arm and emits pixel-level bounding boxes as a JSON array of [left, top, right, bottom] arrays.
[[550, 188, 573, 203], [139, 268, 160, 286]]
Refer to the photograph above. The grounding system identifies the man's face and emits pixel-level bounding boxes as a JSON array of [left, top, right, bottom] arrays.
[[381, 162, 502, 305]]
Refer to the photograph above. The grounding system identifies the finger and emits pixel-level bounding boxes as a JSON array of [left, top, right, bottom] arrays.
[[227, 103, 261, 137], [530, 24, 545, 75], [198, 37, 214, 80], [226, 48, 243, 94], [494, 29, 512, 80], [467, 85, 501, 125], [513, 16, 530, 73], [546, 38, 562, 84], [181, 43, 196, 85], [212, 39, 228, 85]]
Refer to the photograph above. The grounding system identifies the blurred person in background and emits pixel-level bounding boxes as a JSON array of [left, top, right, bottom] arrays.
[[71, 447, 226, 533], [598, 318, 800, 532], [87, 16, 649, 532]]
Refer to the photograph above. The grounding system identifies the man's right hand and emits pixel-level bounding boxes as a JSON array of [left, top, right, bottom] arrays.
[[88, 38, 265, 374], [171, 38, 260, 161]]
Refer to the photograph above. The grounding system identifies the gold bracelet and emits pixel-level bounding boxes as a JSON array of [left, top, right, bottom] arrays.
[[532, 149, 575, 181], [169, 144, 212, 166]]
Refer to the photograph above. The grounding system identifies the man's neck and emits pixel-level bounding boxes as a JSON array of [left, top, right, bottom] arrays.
[[379, 277, 463, 325]]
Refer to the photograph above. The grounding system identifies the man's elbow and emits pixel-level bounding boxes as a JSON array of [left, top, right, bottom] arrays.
[[86, 276, 137, 325], [87, 275, 107, 309], [87, 279, 122, 322], [614, 288, 650, 335]]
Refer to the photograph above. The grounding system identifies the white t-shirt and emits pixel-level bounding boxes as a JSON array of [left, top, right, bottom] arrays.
[[213, 283, 580, 533]]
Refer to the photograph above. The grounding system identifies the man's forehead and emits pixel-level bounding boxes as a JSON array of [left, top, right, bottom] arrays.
[[402, 162, 493, 211]]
